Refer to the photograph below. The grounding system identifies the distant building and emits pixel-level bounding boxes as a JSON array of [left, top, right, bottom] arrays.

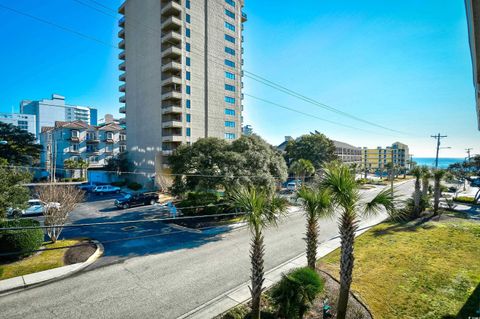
[[465, 0, 480, 129], [0, 113, 36, 137], [332, 140, 363, 166], [40, 120, 126, 178], [363, 142, 410, 172], [20, 94, 98, 138], [242, 125, 253, 136]]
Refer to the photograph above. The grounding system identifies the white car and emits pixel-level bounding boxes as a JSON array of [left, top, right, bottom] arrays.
[[92, 185, 121, 195], [8, 199, 60, 218]]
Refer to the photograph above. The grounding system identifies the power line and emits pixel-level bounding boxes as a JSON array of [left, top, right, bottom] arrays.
[[431, 133, 448, 169]]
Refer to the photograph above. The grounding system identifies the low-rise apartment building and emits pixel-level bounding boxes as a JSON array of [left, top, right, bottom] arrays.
[[332, 140, 363, 166], [363, 142, 410, 172], [40, 121, 125, 178]]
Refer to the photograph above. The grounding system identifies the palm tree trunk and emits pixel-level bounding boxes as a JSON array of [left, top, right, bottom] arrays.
[[414, 178, 421, 218], [422, 179, 428, 197], [250, 231, 265, 319], [306, 216, 318, 270], [337, 212, 357, 319], [433, 177, 441, 215]]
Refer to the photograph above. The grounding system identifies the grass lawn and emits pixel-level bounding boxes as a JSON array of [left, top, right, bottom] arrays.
[[319, 218, 480, 319], [0, 240, 80, 280]]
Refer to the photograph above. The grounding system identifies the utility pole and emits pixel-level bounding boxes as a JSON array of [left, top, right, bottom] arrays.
[[466, 148, 473, 161], [431, 133, 447, 169]]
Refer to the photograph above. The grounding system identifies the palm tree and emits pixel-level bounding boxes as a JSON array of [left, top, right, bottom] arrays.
[[433, 169, 446, 215], [230, 187, 288, 319], [421, 166, 431, 197], [320, 163, 398, 319], [411, 166, 422, 218], [297, 187, 332, 269], [290, 159, 315, 184]]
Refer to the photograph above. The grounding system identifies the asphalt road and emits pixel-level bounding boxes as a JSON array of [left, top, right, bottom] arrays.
[[0, 181, 414, 319]]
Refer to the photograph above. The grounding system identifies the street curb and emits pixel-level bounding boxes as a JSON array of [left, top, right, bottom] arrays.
[[177, 218, 385, 319], [0, 240, 104, 297]]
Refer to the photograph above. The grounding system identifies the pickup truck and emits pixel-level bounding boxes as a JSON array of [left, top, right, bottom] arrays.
[[114, 192, 159, 209]]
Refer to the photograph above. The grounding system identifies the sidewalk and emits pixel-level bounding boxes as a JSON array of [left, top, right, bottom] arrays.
[[178, 219, 383, 319], [0, 241, 104, 296]]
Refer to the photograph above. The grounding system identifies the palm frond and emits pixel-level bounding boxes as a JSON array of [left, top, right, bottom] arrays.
[[364, 187, 402, 220]]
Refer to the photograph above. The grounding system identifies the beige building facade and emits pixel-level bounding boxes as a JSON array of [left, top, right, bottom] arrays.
[[118, 0, 246, 179]]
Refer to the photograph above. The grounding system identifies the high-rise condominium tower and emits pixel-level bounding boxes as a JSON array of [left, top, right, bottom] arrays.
[[118, 0, 246, 179]]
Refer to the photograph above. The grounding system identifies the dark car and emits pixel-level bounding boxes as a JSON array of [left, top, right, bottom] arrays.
[[77, 183, 97, 193], [115, 192, 159, 209]]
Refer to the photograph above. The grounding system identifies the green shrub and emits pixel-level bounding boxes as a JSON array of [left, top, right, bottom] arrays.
[[127, 182, 142, 191], [0, 219, 44, 260], [271, 267, 324, 319], [176, 191, 230, 216], [454, 196, 476, 204]]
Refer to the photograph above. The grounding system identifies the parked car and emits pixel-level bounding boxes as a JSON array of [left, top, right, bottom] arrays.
[[8, 199, 60, 218], [114, 192, 159, 209], [92, 185, 121, 195], [77, 183, 98, 193], [470, 179, 480, 187]]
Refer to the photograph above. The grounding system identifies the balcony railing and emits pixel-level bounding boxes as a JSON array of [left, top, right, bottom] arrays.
[[162, 121, 183, 129], [162, 75, 182, 87], [119, 106, 126, 114], [119, 61, 126, 71], [242, 12, 248, 22], [119, 95, 126, 103], [119, 51, 125, 60], [119, 83, 126, 92], [162, 105, 183, 115], [118, 29, 125, 39], [162, 31, 182, 44], [161, 1, 182, 16], [118, 2, 126, 14], [162, 135, 183, 143], [162, 61, 182, 72], [119, 72, 126, 82], [119, 39, 125, 49], [161, 46, 182, 59], [161, 16, 182, 31], [118, 16, 125, 27], [162, 91, 182, 101]]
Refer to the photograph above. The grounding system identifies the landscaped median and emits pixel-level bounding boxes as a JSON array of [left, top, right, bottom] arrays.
[[318, 215, 480, 318]]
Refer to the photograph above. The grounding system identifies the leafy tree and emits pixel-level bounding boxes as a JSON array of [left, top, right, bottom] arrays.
[[285, 132, 336, 169], [0, 122, 42, 165], [170, 135, 287, 196], [290, 159, 315, 183], [271, 267, 324, 319], [105, 152, 134, 175], [297, 187, 331, 269], [0, 159, 31, 219], [320, 162, 398, 319], [64, 158, 89, 179], [433, 169, 446, 216], [229, 187, 288, 319]]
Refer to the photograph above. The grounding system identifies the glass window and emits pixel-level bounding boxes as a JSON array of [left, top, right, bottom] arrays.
[[186, 71, 191, 81], [186, 14, 191, 23], [225, 0, 235, 7], [225, 109, 235, 116], [225, 96, 235, 104], [186, 0, 190, 9], [225, 47, 235, 56], [225, 34, 235, 44], [225, 21, 235, 31], [225, 9, 235, 19], [186, 128, 191, 136], [186, 28, 191, 38], [186, 57, 191, 66], [186, 43, 191, 52], [186, 99, 191, 109], [225, 84, 235, 92], [186, 85, 191, 94], [225, 133, 236, 140], [225, 121, 235, 128], [225, 59, 235, 67], [186, 114, 191, 122], [225, 71, 235, 79]]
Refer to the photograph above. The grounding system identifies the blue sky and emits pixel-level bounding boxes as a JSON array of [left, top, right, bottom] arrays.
[[0, 0, 477, 157]]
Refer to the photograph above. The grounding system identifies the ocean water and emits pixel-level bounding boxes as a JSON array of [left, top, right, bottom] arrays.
[[413, 157, 464, 169]]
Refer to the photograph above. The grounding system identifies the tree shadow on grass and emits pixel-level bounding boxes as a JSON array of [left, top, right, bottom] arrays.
[[371, 216, 436, 237], [456, 281, 480, 319]]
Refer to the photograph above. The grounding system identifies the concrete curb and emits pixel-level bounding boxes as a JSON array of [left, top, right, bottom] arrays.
[[0, 240, 104, 296], [177, 219, 384, 319]]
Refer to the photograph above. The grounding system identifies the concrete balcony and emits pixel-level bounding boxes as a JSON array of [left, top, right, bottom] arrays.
[[119, 106, 126, 114], [162, 61, 182, 72], [119, 51, 125, 60], [242, 12, 248, 22], [162, 31, 182, 44], [118, 29, 125, 39], [119, 39, 125, 49], [161, 46, 182, 59], [162, 75, 182, 87], [162, 91, 182, 101], [86, 137, 100, 144], [161, 16, 182, 31], [119, 61, 126, 71], [118, 2, 125, 14], [119, 83, 126, 92], [161, 1, 182, 16], [119, 17, 125, 27], [162, 150, 174, 156], [162, 121, 183, 129], [119, 95, 126, 103], [119, 72, 126, 82], [162, 135, 183, 143], [162, 106, 183, 115]]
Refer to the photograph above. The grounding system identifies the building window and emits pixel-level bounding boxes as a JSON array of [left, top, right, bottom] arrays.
[[225, 133, 236, 140], [120, 145, 126, 153], [89, 156, 99, 163], [186, 57, 191, 66], [186, 28, 191, 38], [186, 99, 191, 109], [120, 133, 126, 141], [225, 84, 236, 92], [186, 85, 191, 94], [106, 132, 113, 140], [225, 34, 235, 44], [186, 43, 191, 52], [225, 47, 235, 56], [186, 114, 191, 122], [106, 144, 113, 153], [71, 143, 79, 152], [225, 109, 235, 116], [87, 144, 98, 153], [186, 0, 190, 9], [186, 71, 191, 81], [225, 9, 235, 19], [225, 59, 235, 67], [225, 21, 235, 31], [225, 121, 235, 127], [186, 128, 191, 137], [17, 120, 28, 130], [71, 130, 79, 138], [225, 0, 235, 7], [225, 96, 235, 104], [186, 14, 191, 23], [225, 71, 235, 79]]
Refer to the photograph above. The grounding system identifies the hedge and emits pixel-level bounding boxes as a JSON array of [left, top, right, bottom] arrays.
[[0, 219, 44, 260], [454, 196, 476, 204], [127, 182, 142, 191]]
